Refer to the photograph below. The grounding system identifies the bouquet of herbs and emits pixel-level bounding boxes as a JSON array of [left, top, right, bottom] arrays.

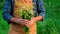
[[20, 8, 33, 34]]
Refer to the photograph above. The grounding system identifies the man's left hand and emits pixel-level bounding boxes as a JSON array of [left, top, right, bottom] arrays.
[[25, 17, 37, 27], [25, 16, 42, 27]]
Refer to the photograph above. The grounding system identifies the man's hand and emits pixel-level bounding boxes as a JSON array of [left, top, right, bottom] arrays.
[[25, 17, 37, 27], [10, 16, 42, 26], [25, 16, 43, 27], [10, 17, 29, 26]]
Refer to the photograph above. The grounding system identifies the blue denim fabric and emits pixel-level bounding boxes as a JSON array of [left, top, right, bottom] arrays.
[[3, 0, 45, 24]]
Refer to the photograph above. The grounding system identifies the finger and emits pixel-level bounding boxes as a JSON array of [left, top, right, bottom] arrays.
[[25, 20, 30, 24], [20, 21, 24, 23], [25, 20, 29, 22], [25, 22, 30, 27], [24, 22, 28, 24], [25, 21, 31, 26], [25, 23, 28, 27]]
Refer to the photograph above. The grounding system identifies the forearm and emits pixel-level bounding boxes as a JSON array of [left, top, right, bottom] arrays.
[[10, 17, 20, 23], [37, 0, 45, 21], [10, 17, 20, 24], [10, 17, 16, 22], [34, 16, 43, 21]]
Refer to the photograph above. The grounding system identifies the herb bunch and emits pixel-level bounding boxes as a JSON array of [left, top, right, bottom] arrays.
[[20, 8, 33, 34]]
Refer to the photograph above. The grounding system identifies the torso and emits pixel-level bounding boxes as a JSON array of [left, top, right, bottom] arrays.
[[13, 0, 34, 18], [9, 0, 36, 34]]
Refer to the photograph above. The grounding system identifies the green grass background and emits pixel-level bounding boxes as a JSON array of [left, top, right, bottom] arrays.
[[0, 0, 60, 34]]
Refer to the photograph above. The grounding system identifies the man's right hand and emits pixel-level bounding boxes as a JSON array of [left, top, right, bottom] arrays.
[[10, 17, 29, 26]]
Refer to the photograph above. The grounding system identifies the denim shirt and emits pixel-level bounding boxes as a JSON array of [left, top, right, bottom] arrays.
[[3, 0, 45, 24]]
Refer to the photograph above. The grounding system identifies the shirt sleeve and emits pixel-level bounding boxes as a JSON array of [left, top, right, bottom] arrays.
[[37, 0, 46, 21], [3, 0, 13, 24]]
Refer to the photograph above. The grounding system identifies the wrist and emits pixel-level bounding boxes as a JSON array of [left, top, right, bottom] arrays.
[[35, 16, 43, 21], [10, 17, 17, 22]]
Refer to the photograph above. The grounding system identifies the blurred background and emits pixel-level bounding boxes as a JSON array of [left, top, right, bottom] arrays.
[[0, 0, 60, 34]]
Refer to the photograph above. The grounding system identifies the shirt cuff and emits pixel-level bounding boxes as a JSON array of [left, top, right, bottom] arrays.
[[39, 11, 45, 21], [3, 13, 13, 24]]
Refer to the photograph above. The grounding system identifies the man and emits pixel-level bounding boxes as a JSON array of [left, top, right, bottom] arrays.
[[3, 0, 45, 34]]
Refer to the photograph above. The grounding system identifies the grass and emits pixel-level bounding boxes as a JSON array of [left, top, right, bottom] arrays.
[[0, 0, 60, 34]]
